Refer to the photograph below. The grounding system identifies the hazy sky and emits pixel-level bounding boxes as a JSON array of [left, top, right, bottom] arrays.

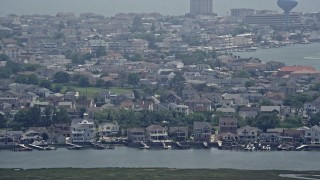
[[0, 0, 319, 16]]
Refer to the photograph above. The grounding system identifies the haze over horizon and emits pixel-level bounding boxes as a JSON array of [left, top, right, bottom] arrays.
[[1, 0, 320, 17]]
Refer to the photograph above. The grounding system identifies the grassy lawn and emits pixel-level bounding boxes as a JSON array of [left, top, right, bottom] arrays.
[[0, 168, 319, 180], [73, 87, 134, 99], [54, 83, 135, 99]]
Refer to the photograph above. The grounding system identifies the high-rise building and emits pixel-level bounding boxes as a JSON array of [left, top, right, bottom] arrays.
[[230, 8, 255, 18], [190, 0, 213, 16]]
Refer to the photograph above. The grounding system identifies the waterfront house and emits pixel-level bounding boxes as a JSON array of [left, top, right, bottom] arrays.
[[169, 127, 188, 141], [70, 119, 95, 143], [217, 132, 237, 142], [127, 128, 145, 143], [20, 130, 43, 144], [219, 117, 237, 134], [304, 125, 320, 144], [283, 129, 304, 142], [146, 125, 169, 142], [193, 121, 211, 142], [98, 122, 120, 137], [0, 130, 23, 145], [237, 126, 261, 143], [259, 133, 282, 143], [49, 123, 70, 143]]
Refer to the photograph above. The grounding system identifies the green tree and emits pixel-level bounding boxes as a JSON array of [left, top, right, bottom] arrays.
[[104, 81, 113, 89], [284, 115, 303, 126], [169, 71, 186, 96], [52, 84, 63, 93], [0, 67, 12, 78], [78, 76, 90, 87], [130, 16, 145, 33], [95, 79, 105, 87], [39, 79, 52, 89], [96, 46, 107, 58], [42, 106, 54, 126], [310, 112, 320, 126], [27, 74, 39, 85], [127, 73, 140, 88], [5, 61, 22, 74], [54, 71, 70, 83], [23, 64, 41, 71], [253, 113, 280, 132], [0, 113, 7, 128], [53, 108, 69, 123], [14, 109, 31, 128], [15, 74, 29, 84], [0, 54, 10, 61], [79, 108, 86, 119], [71, 53, 85, 64], [245, 80, 255, 88], [283, 94, 313, 111], [259, 99, 274, 106]]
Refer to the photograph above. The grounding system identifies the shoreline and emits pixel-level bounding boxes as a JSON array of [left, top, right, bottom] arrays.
[[0, 168, 319, 180]]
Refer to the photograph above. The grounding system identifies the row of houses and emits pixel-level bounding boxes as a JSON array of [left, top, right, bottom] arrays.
[[1, 117, 319, 146]]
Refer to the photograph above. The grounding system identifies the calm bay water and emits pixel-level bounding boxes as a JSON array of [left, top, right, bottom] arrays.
[[234, 43, 320, 70], [0, 0, 320, 17], [1, 147, 320, 170]]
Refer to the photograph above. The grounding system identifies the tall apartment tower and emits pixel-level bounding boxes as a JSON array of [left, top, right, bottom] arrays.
[[190, 0, 213, 15]]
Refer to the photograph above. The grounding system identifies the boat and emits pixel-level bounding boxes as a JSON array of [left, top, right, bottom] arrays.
[[277, 144, 294, 151], [203, 141, 209, 148], [244, 144, 255, 151], [140, 141, 150, 149]]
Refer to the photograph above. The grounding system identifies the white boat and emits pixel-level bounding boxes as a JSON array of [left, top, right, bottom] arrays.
[[140, 141, 150, 149]]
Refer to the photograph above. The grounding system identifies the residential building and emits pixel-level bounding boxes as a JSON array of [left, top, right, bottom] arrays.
[[146, 125, 169, 142], [231, 8, 255, 18], [98, 122, 120, 137], [304, 97, 320, 115], [304, 125, 320, 144], [49, 123, 70, 143], [217, 132, 237, 142], [185, 98, 211, 112], [219, 117, 237, 134], [244, 13, 301, 26], [260, 106, 281, 115], [169, 127, 188, 141], [70, 119, 95, 143], [20, 130, 43, 144], [239, 107, 258, 119], [190, 0, 213, 15], [168, 103, 189, 115], [193, 121, 211, 142], [259, 133, 282, 143], [127, 128, 145, 143], [237, 125, 261, 143]]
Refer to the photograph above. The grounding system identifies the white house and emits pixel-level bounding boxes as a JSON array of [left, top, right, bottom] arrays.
[[98, 122, 120, 137], [70, 119, 95, 143], [304, 125, 320, 144], [146, 125, 169, 142]]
